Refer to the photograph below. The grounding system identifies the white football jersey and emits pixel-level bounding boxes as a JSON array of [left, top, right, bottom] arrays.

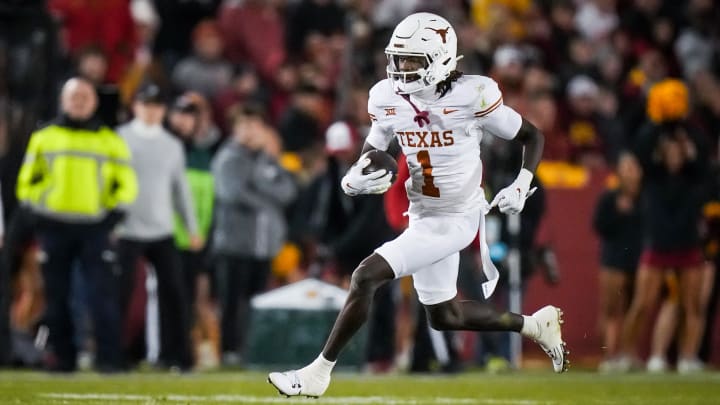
[[366, 75, 522, 214]]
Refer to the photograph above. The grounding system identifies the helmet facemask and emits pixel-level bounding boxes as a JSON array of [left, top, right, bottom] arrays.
[[386, 52, 432, 89]]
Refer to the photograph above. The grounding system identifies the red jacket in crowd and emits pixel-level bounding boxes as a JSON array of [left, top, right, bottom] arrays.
[[48, 0, 136, 83]]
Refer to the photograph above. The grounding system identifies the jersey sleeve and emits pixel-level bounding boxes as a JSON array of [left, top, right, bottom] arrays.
[[365, 84, 394, 150], [366, 122, 393, 151], [473, 78, 522, 140]]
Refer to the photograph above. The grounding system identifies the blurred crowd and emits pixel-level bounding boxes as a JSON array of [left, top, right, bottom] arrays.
[[0, 0, 718, 373], [593, 78, 719, 374]]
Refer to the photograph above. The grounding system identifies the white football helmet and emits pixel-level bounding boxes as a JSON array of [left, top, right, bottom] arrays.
[[385, 13, 461, 94]]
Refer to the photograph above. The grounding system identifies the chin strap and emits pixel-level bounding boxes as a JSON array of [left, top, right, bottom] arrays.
[[399, 93, 430, 128]]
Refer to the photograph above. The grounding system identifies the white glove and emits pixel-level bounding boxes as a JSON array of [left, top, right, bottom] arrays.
[[341, 157, 393, 196], [489, 169, 536, 215]]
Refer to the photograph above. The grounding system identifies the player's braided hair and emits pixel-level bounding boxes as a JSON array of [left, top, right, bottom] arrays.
[[436, 70, 464, 97]]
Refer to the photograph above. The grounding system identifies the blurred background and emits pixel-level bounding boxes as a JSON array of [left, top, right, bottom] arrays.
[[0, 0, 718, 376]]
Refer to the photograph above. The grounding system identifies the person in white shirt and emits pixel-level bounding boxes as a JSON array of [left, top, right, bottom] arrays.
[[115, 83, 201, 370], [269, 13, 567, 397]]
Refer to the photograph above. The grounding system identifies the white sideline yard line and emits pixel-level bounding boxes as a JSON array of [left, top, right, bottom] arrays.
[[41, 393, 544, 404]]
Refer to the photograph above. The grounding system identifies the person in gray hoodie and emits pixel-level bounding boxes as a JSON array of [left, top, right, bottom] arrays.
[[211, 104, 297, 366], [115, 83, 202, 370]]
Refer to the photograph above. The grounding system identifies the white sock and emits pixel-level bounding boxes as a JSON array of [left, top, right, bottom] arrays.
[[304, 354, 336, 376], [520, 315, 540, 339]]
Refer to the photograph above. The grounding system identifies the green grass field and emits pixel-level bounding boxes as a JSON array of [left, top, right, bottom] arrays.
[[1, 370, 719, 404]]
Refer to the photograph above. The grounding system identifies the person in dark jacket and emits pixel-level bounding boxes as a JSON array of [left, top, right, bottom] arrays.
[[292, 121, 398, 370], [295, 122, 396, 283], [210, 104, 297, 366], [619, 79, 710, 373], [593, 151, 643, 372]]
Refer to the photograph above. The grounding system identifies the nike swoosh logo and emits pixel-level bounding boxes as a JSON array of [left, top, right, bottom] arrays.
[[443, 108, 458, 114]]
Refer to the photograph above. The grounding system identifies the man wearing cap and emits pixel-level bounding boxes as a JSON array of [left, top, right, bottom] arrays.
[[16, 77, 138, 372], [115, 82, 201, 370]]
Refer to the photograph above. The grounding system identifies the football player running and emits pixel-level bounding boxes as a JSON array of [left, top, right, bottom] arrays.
[[269, 12, 567, 397]]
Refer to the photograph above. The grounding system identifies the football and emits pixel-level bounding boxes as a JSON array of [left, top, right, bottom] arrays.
[[361, 149, 398, 184]]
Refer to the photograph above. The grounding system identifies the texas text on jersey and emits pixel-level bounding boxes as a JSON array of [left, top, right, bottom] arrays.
[[366, 74, 523, 214]]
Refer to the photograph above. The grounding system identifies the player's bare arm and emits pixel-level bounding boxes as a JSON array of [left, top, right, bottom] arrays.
[[515, 118, 545, 174]]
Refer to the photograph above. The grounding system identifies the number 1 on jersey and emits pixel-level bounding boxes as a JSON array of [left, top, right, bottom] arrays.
[[417, 150, 440, 197]]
